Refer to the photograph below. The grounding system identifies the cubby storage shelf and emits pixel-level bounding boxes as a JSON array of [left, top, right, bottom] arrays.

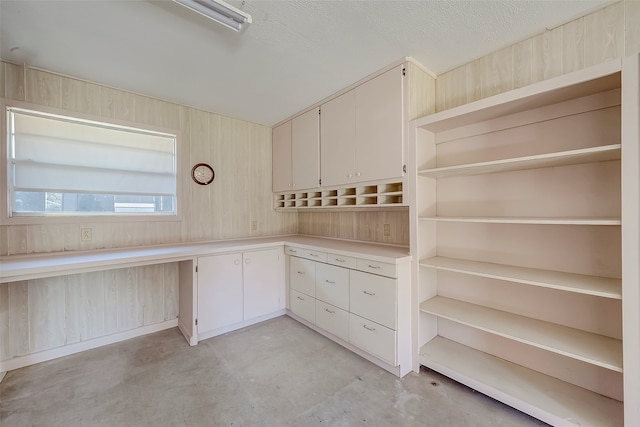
[[419, 256, 621, 299], [417, 144, 621, 178], [418, 337, 623, 427], [420, 296, 623, 372], [417, 217, 621, 225], [274, 180, 405, 210]]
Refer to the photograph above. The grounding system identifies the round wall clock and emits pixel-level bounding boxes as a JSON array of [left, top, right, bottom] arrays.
[[191, 163, 215, 185]]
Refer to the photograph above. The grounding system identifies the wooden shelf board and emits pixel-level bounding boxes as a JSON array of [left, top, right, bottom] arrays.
[[417, 144, 621, 178], [418, 217, 621, 225], [420, 256, 621, 299], [420, 296, 622, 371], [419, 337, 623, 427]]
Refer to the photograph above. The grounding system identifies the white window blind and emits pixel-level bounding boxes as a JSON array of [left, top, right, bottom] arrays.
[[9, 108, 177, 196]]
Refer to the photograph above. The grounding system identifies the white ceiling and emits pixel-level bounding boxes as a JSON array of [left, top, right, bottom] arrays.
[[0, 0, 612, 127]]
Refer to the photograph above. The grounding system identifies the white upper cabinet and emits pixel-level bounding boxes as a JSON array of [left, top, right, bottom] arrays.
[[354, 65, 404, 183], [321, 65, 404, 187], [272, 121, 292, 192], [272, 108, 320, 192], [291, 108, 320, 190]]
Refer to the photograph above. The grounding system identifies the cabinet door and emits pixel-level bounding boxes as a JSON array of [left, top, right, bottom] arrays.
[[243, 248, 285, 320], [355, 66, 404, 182], [197, 253, 244, 333], [320, 90, 356, 187], [292, 108, 320, 190], [315, 263, 349, 310], [273, 121, 292, 192], [290, 256, 316, 296]]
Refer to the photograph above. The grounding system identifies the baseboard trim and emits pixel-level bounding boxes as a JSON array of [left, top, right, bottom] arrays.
[[0, 371, 6, 383], [196, 310, 286, 342], [0, 319, 178, 373]]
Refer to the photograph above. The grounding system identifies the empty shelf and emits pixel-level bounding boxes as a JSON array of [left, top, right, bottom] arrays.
[[418, 216, 621, 225]]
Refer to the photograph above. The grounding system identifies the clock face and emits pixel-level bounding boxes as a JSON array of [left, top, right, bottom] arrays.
[[191, 163, 215, 185]]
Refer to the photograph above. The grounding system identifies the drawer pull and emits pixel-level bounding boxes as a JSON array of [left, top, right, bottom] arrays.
[[363, 290, 376, 296], [325, 280, 336, 285], [325, 308, 335, 314], [363, 324, 376, 332], [368, 264, 381, 269], [297, 271, 305, 275], [297, 296, 305, 300], [335, 258, 346, 262], [290, 249, 297, 253], [310, 253, 319, 257]]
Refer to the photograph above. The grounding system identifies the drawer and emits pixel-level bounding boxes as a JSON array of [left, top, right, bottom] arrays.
[[315, 301, 349, 342], [349, 313, 396, 366], [290, 290, 315, 324], [327, 253, 357, 269], [290, 256, 315, 296], [303, 249, 327, 263], [315, 263, 349, 310], [350, 270, 396, 330], [285, 246, 302, 257], [356, 258, 396, 278]]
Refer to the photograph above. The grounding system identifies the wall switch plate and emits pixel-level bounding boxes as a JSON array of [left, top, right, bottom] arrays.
[[81, 228, 92, 241], [383, 223, 390, 236]]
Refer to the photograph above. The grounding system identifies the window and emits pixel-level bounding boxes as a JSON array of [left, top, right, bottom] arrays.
[[4, 104, 178, 220]]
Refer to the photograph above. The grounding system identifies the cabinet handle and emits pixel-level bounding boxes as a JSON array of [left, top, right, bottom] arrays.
[[297, 296, 305, 300], [325, 280, 335, 285], [310, 253, 319, 257], [234, 259, 241, 265], [363, 290, 376, 296], [245, 258, 251, 264], [363, 324, 376, 332], [325, 308, 335, 314], [290, 249, 297, 253], [297, 271, 305, 275], [335, 258, 346, 263], [356, 172, 361, 177], [368, 264, 381, 269]]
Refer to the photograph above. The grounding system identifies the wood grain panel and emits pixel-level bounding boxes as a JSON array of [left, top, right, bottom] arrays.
[[438, 65, 468, 111], [8, 281, 29, 357], [115, 268, 140, 331], [584, 2, 624, 68], [100, 86, 135, 121], [627, 0, 640, 55], [27, 224, 66, 254], [562, 17, 585, 74], [513, 39, 533, 89], [479, 47, 514, 99], [3, 61, 25, 101], [29, 277, 66, 352], [138, 265, 164, 326], [80, 271, 106, 340], [0, 283, 9, 361], [531, 26, 563, 83], [65, 274, 83, 345], [187, 108, 212, 241], [0, 61, 5, 98], [133, 94, 180, 129], [408, 63, 436, 120], [0, 225, 7, 257], [26, 68, 62, 107], [61, 78, 101, 115], [8, 225, 27, 255], [103, 269, 118, 335], [164, 263, 179, 321]]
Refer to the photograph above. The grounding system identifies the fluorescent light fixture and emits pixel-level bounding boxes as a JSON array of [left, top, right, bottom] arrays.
[[173, 0, 252, 31]]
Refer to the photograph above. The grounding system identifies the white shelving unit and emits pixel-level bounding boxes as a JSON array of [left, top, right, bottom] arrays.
[[409, 58, 637, 426]]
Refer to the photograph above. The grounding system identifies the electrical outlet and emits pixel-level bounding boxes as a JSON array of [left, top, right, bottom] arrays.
[[81, 228, 92, 241], [383, 223, 391, 236], [250, 220, 257, 231]]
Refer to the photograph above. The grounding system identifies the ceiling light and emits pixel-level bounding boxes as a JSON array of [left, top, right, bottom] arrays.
[[173, 0, 252, 32]]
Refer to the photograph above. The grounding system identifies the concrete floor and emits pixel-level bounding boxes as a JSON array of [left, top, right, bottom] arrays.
[[1, 316, 549, 427]]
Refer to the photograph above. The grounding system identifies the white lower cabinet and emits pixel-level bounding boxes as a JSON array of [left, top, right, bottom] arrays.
[[349, 270, 396, 330], [197, 248, 284, 339], [349, 313, 396, 365], [290, 289, 315, 323], [315, 300, 349, 341]]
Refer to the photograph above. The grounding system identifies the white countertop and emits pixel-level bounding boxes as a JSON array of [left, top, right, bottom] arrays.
[[0, 235, 411, 283]]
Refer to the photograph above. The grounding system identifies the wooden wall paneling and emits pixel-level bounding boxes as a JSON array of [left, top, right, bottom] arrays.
[[26, 224, 66, 254], [26, 68, 62, 107], [248, 123, 274, 236], [479, 46, 514, 99], [28, 277, 66, 352], [132, 93, 180, 130], [0, 61, 5, 98], [407, 63, 436, 120], [562, 17, 586, 74], [8, 281, 29, 358], [138, 265, 164, 326], [531, 26, 563, 83], [65, 274, 83, 345], [513, 38, 533, 89], [188, 108, 212, 242], [61, 78, 101, 116], [584, 2, 624, 68], [0, 283, 9, 361], [3, 62, 25, 101], [436, 65, 467, 111], [100, 86, 135, 122], [115, 267, 140, 331], [627, 0, 640, 55], [164, 263, 179, 321], [103, 269, 118, 335], [0, 225, 7, 257], [80, 271, 106, 340]]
